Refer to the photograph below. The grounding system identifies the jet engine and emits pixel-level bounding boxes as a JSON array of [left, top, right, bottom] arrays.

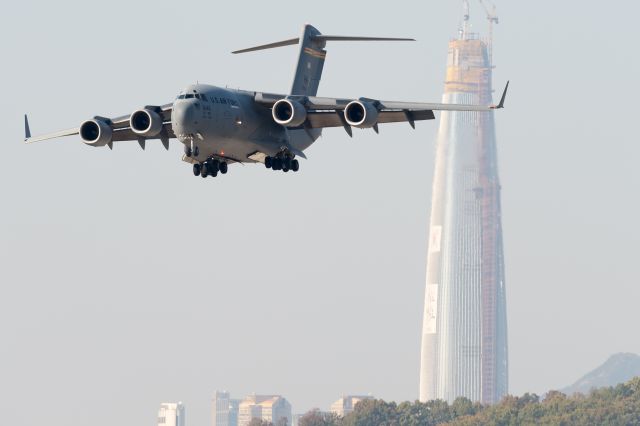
[[272, 99, 307, 127], [79, 119, 112, 147], [344, 101, 379, 128], [130, 108, 163, 137]]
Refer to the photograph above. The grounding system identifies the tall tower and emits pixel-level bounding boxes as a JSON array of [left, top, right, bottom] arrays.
[[419, 2, 508, 405]]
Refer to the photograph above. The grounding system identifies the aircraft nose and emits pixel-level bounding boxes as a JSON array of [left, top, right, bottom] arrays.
[[173, 100, 199, 134]]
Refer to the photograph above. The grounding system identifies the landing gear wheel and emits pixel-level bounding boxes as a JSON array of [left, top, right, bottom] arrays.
[[193, 146, 200, 157], [201, 163, 209, 178], [193, 163, 201, 176], [291, 159, 299, 172], [210, 160, 220, 173], [264, 156, 272, 169], [283, 157, 292, 170], [273, 158, 282, 171], [185, 146, 192, 158], [219, 162, 228, 174]]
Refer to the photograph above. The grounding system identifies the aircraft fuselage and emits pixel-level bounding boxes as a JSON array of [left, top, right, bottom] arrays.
[[173, 84, 306, 165]]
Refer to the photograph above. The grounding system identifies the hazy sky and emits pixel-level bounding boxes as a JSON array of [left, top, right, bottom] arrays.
[[1, 1, 639, 425]]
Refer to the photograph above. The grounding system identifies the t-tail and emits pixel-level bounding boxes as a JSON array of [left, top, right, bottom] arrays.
[[233, 25, 414, 154], [232, 24, 415, 97]]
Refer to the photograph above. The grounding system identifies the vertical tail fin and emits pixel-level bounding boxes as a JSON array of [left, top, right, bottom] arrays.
[[232, 24, 414, 97], [290, 25, 326, 96]]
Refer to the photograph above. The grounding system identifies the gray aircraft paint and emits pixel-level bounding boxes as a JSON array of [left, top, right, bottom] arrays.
[[24, 24, 504, 176], [172, 85, 288, 164], [286, 25, 326, 153], [173, 25, 330, 164], [290, 25, 327, 97]]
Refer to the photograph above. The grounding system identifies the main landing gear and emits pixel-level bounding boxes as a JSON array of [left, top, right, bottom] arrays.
[[264, 155, 299, 173], [193, 158, 228, 179]]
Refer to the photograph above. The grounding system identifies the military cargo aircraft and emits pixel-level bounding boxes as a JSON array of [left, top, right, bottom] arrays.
[[24, 24, 507, 178]]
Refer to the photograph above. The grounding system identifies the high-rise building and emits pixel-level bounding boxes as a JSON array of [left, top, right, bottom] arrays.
[[158, 402, 186, 426], [419, 6, 508, 405], [229, 399, 240, 426], [212, 391, 240, 426], [237, 394, 292, 426], [329, 395, 374, 417]]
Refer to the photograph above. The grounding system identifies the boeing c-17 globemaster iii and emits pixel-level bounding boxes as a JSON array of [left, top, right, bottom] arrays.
[[24, 24, 508, 178]]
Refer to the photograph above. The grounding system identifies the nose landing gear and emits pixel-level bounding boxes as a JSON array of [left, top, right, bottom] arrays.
[[184, 142, 199, 158]]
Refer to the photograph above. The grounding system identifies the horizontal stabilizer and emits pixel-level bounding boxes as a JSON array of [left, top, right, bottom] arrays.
[[232, 28, 414, 54], [313, 35, 415, 42], [232, 37, 299, 54]]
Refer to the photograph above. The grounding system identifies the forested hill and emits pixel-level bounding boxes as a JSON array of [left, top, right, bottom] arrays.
[[447, 377, 640, 425], [297, 377, 640, 426], [562, 353, 640, 395]]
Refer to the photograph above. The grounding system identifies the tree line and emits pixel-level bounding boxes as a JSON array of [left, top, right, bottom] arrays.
[[294, 376, 640, 426]]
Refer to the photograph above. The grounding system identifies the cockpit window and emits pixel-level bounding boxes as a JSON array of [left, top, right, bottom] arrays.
[[177, 94, 185, 99], [195, 94, 201, 100], [185, 94, 194, 99]]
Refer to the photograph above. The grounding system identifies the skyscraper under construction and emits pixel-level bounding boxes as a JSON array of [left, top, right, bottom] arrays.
[[419, 3, 508, 405]]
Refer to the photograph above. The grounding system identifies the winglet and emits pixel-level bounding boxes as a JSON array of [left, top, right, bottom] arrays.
[[494, 81, 509, 109], [24, 114, 31, 141]]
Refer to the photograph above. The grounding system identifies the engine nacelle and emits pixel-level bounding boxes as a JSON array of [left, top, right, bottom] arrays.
[[79, 119, 112, 147], [344, 101, 379, 128], [272, 99, 307, 127], [130, 108, 163, 137]]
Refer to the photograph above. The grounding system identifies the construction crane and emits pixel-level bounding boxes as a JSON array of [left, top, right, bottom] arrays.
[[477, 0, 499, 65]]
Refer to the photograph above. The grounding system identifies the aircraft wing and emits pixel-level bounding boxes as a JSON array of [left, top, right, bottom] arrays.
[[108, 104, 175, 143], [254, 81, 508, 133], [24, 103, 174, 148], [303, 110, 437, 129]]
